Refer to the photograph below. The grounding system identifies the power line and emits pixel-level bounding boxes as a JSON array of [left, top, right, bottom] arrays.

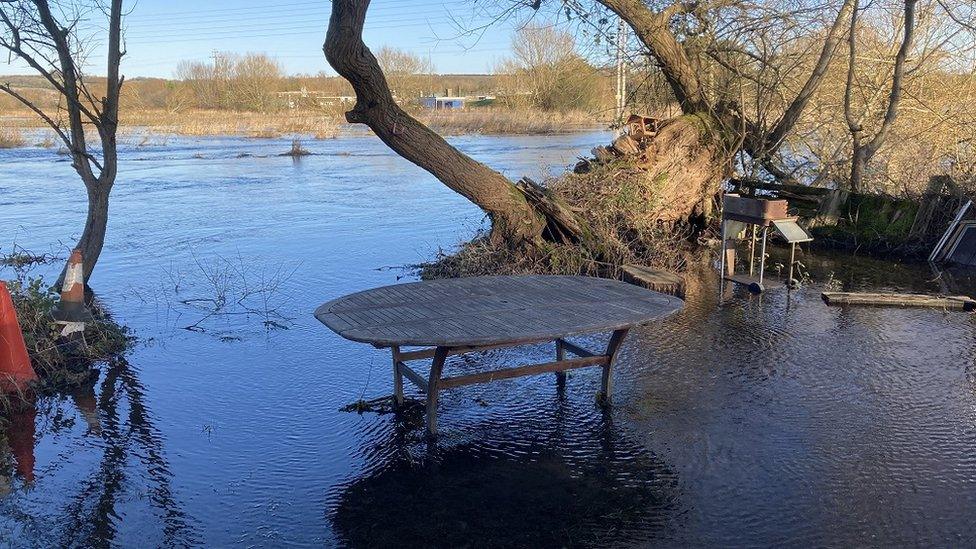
[[124, 15, 462, 41], [127, 0, 445, 19], [124, 0, 473, 24]]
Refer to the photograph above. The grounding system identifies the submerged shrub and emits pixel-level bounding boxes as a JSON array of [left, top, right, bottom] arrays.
[[1, 250, 133, 398], [5, 275, 133, 391]]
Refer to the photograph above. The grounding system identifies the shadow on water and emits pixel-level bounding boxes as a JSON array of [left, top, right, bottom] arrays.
[[0, 359, 198, 547], [329, 410, 681, 548]]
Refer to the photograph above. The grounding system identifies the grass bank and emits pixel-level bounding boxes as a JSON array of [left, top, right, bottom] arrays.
[[417, 108, 605, 135], [2, 106, 606, 143], [121, 108, 342, 139], [2, 108, 343, 140]]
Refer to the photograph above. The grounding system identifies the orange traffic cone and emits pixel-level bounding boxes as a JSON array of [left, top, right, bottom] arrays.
[[52, 249, 93, 338], [7, 403, 36, 484], [0, 281, 37, 393]]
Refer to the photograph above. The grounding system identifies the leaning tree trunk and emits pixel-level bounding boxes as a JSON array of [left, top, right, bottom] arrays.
[[324, 0, 551, 247]]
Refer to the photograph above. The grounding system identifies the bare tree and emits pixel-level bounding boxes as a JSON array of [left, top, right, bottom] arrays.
[[375, 46, 432, 99], [504, 25, 602, 112], [232, 53, 284, 111], [844, 0, 918, 192], [0, 0, 125, 284]]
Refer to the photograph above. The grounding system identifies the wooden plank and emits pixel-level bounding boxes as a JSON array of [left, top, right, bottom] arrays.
[[396, 361, 428, 392], [555, 338, 596, 358], [397, 341, 519, 362], [438, 356, 608, 390], [821, 292, 976, 312]]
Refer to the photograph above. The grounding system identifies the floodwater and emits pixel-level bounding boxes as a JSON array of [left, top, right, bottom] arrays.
[[2, 131, 976, 547]]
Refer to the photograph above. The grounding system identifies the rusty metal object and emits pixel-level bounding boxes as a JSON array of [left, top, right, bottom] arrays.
[[723, 194, 789, 226]]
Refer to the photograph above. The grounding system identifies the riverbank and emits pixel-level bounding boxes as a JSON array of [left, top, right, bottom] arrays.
[[0, 106, 606, 142]]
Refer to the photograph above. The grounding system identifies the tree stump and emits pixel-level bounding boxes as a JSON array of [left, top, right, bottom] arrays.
[[621, 264, 686, 299]]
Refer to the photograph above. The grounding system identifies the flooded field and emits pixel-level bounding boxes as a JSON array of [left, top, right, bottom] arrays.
[[2, 132, 976, 547]]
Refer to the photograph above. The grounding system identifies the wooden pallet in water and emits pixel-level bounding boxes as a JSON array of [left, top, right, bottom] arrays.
[[821, 292, 976, 311]]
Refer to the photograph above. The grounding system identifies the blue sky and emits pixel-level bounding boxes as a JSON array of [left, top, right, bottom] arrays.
[[1, 0, 558, 78]]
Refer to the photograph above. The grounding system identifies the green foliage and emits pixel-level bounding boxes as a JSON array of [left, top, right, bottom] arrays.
[[809, 192, 927, 256]]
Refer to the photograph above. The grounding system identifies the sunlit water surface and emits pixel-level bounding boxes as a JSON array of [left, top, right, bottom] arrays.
[[2, 131, 976, 547]]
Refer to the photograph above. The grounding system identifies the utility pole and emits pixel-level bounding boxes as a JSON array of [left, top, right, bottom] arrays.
[[615, 18, 628, 126]]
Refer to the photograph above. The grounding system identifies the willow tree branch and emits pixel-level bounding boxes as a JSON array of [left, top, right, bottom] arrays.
[[323, 0, 549, 245], [863, 0, 917, 158], [764, 0, 857, 152], [594, 0, 711, 113]]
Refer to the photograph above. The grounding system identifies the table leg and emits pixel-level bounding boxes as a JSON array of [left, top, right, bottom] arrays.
[[555, 339, 566, 388], [391, 345, 404, 408], [599, 328, 630, 405], [426, 346, 449, 437]]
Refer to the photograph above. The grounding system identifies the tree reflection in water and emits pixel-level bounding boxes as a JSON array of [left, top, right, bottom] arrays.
[[329, 411, 682, 548], [0, 359, 198, 547]]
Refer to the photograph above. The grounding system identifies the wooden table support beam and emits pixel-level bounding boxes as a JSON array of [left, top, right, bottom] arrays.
[[426, 347, 449, 436], [395, 360, 429, 393], [555, 338, 597, 358], [439, 355, 609, 390], [403, 329, 633, 437], [599, 328, 630, 405]]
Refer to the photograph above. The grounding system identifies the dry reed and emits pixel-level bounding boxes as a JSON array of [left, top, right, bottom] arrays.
[[417, 108, 605, 135], [121, 109, 341, 139], [0, 127, 25, 148]]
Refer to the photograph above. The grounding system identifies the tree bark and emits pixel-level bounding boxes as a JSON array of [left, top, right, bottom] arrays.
[[78, 183, 111, 282], [633, 114, 730, 224], [324, 0, 548, 247]]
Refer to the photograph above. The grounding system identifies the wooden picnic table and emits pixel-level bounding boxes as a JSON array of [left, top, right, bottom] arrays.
[[315, 275, 683, 436]]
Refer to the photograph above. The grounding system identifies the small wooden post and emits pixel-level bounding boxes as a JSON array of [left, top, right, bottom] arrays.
[[555, 339, 566, 388], [599, 328, 630, 405], [426, 346, 449, 437], [390, 345, 404, 407]]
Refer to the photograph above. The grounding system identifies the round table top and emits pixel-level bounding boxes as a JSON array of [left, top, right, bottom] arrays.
[[314, 275, 683, 348]]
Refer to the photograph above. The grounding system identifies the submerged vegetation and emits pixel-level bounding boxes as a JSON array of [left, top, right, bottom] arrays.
[[0, 127, 24, 149]]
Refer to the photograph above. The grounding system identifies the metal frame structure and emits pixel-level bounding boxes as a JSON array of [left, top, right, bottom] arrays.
[[720, 203, 812, 292]]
